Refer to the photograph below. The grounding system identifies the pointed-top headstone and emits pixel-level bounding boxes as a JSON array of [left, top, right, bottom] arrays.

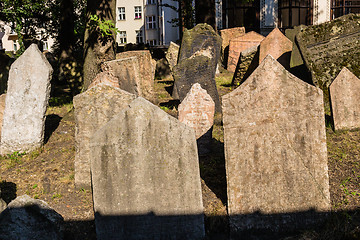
[[259, 28, 292, 68], [223, 55, 330, 235], [0, 44, 52, 154], [330, 67, 360, 131], [90, 97, 205, 240]]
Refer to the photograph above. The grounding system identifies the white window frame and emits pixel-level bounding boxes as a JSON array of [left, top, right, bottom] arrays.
[[147, 0, 156, 4], [118, 7, 126, 20], [136, 30, 143, 44], [148, 39, 157, 46], [146, 16, 157, 29], [134, 6, 142, 19], [119, 31, 127, 44]]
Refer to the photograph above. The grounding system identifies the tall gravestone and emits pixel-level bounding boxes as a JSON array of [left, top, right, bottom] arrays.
[[165, 41, 180, 71], [0, 44, 52, 154], [90, 97, 205, 240], [330, 67, 360, 131], [222, 55, 330, 236], [296, 14, 360, 91], [227, 31, 264, 73], [73, 74, 136, 189], [178, 83, 215, 155]]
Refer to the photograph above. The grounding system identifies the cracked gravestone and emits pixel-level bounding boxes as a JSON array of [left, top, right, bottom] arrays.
[[90, 97, 205, 240], [223, 55, 330, 236], [73, 74, 136, 189], [0, 44, 52, 154], [330, 67, 360, 131]]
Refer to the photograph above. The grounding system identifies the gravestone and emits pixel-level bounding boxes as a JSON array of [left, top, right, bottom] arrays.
[[173, 54, 221, 112], [165, 41, 180, 70], [330, 67, 360, 131], [227, 31, 264, 73], [0, 94, 6, 138], [285, 25, 306, 68], [178, 83, 215, 155], [232, 45, 259, 87], [88, 71, 120, 89], [296, 14, 360, 90], [219, 27, 245, 66], [90, 97, 205, 240], [222, 55, 330, 236], [259, 28, 293, 69], [115, 50, 156, 103], [0, 44, 52, 154], [73, 75, 136, 189]]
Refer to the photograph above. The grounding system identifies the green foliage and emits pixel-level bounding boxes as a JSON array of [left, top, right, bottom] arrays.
[[89, 14, 119, 38], [5, 151, 26, 169]]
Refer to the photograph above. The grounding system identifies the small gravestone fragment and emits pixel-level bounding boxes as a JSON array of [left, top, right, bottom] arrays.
[[0, 195, 64, 240], [0, 44, 52, 154], [178, 83, 215, 155], [259, 28, 293, 69], [91, 97, 205, 240], [223, 55, 330, 236], [232, 45, 259, 87], [330, 67, 360, 131], [165, 41, 180, 70], [227, 31, 264, 73], [73, 75, 136, 189]]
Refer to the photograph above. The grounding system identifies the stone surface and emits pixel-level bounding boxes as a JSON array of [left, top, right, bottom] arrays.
[[0, 94, 6, 139], [0, 195, 63, 240], [73, 82, 136, 190], [232, 45, 259, 87], [88, 71, 120, 89], [115, 50, 156, 103], [219, 27, 245, 66], [222, 55, 330, 234], [285, 25, 306, 68], [165, 41, 180, 70], [0, 44, 52, 154], [259, 28, 293, 69], [0, 198, 6, 214], [156, 58, 171, 79], [90, 97, 205, 240], [227, 31, 264, 73], [330, 67, 360, 131], [296, 14, 360, 90], [178, 83, 215, 155], [173, 54, 221, 113]]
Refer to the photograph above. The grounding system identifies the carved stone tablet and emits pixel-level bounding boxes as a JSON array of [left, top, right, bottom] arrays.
[[223, 55, 330, 235]]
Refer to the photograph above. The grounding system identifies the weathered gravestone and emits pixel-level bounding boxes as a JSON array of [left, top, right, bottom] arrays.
[[90, 97, 205, 240], [285, 25, 306, 68], [330, 67, 360, 131], [115, 50, 156, 103], [219, 27, 245, 66], [296, 14, 360, 91], [222, 55, 330, 236], [88, 71, 120, 89], [227, 31, 264, 73], [259, 28, 293, 69], [232, 45, 259, 87], [178, 83, 215, 155], [0, 94, 6, 138], [73, 74, 136, 189], [165, 41, 180, 71], [0, 44, 52, 154]]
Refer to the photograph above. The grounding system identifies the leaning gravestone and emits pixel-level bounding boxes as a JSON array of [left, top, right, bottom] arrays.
[[232, 45, 259, 86], [90, 97, 205, 240], [178, 83, 215, 155], [330, 67, 360, 131], [285, 25, 306, 68], [219, 27, 245, 66], [165, 41, 180, 70], [222, 55, 330, 236], [0, 44, 52, 154], [227, 31, 264, 73], [259, 28, 293, 69], [73, 73, 136, 189], [296, 14, 360, 91]]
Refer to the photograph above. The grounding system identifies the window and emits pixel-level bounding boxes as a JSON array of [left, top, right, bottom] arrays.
[[146, 16, 157, 29], [135, 6, 142, 19], [118, 7, 126, 20], [136, 30, 143, 43], [331, 0, 360, 19], [147, 0, 156, 4], [278, 0, 312, 30], [224, 0, 260, 32], [119, 31, 127, 44], [148, 39, 157, 46]]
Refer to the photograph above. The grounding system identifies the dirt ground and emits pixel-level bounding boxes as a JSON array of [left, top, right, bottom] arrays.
[[0, 69, 359, 239]]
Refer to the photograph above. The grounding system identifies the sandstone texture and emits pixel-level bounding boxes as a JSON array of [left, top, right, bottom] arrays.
[[73, 81, 136, 189], [0, 44, 52, 154], [330, 67, 360, 131], [219, 27, 245, 65], [90, 97, 204, 240], [88, 71, 120, 89], [232, 45, 259, 86], [223, 55, 330, 234], [165, 41, 180, 70]]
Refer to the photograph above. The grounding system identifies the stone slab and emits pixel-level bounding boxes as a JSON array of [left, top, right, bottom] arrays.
[[296, 14, 360, 90], [330, 67, 360, 131], [222, 55, 330, 234], [165, 41, 180, 70], [88, 71, 120, 89], [0, 94, 6, 139], [232, 45, 259, 87], [285, 25, 306, 68], [73, 79, 136, 189], [259, 28, 293, 69], [0, 44, 52, 154], [227, 31, 264, 73], [90, 97, 204, 240], [220, 27, 245, 66]]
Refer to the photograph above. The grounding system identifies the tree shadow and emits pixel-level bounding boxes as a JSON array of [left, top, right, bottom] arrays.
[[44, 114, 62, 144]]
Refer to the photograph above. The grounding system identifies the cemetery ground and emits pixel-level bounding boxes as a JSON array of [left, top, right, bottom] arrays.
[[0, 68, 360, 239]]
